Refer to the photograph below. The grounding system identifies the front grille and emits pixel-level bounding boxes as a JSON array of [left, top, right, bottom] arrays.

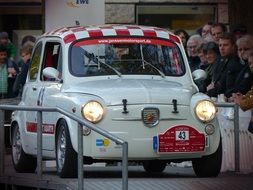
[[142, 107, 159, 127]]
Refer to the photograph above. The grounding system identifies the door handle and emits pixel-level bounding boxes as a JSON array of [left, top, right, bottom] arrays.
[[32, 87, 37, 91]]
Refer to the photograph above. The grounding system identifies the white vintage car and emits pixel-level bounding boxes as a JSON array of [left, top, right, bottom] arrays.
[[11, 25, 221, 178]]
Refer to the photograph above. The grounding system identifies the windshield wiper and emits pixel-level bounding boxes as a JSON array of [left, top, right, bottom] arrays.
[[142, 59, 165, 78], [140, 45, 165, 78], [83, 51, 122, 77]]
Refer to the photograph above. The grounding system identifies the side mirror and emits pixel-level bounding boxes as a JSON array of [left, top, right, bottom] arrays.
[[42, 67, 60, 81], [192, 69, 207, 81]]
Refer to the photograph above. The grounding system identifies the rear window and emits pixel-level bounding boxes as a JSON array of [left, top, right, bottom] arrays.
[[70, 37, 185, 77]]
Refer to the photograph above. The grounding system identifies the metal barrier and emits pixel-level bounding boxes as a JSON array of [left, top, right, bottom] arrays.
[[0, 105, 128, 190], [215, 102, 240, 172], [0, 102, 240, 189]]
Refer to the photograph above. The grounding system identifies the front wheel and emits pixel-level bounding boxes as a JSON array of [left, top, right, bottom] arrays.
[[56, 120, 78, 178], [192, 139, 222, 177], [143, 160, 167, 173], [11, 123, 37, 173]]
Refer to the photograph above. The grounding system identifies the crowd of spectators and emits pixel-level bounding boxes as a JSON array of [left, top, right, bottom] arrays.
[[174, 23, 253, 112], [0, 32, 35, 100]]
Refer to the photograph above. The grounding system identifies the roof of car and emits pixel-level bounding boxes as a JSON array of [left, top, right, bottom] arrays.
[[43, 24, 180, 44]]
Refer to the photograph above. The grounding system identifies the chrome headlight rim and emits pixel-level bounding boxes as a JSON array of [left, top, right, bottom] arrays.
[[81, 101, 104, 123], [194, 99, 216, 123]]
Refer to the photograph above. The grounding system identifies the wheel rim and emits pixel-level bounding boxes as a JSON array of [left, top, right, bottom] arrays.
[[57, 127, 66, 171], [12, 126, 22, 164]]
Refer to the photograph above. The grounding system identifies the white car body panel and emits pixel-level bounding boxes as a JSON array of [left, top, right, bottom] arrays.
[[11, 25, 221, 162]]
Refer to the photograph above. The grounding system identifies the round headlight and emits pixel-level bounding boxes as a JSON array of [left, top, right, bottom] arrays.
[[195, 100, 216, 122], [81, 101, 104, 123]]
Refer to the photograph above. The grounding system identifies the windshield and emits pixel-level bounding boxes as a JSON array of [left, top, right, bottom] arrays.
[[70, 37, 185, 77]]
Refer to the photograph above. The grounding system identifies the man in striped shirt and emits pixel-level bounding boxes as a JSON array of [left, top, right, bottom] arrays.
[[0, 45, 17, 98]]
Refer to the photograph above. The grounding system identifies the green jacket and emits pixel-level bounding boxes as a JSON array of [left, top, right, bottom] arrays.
[[6, 41, 17, 59]]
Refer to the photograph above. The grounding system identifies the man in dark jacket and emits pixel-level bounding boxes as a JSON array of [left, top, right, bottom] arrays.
[[225, 35, 253, 98], [13, 44, 33, 95], [207, 32, 243, 98]]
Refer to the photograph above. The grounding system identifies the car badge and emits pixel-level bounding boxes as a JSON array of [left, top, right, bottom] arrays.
[[142, 107, 159, 127]]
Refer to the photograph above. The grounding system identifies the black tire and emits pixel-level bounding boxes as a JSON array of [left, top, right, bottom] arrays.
[[192, 139, 222, 177], [143, 160, 167, 173], [56, 120, 78, 178], [11, 123, 37, 173]]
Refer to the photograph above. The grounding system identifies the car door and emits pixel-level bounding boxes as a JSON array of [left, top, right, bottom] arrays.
[[21, 41, 44, 154], [39, 41, 63, 154], [22, 40, 63, 155]]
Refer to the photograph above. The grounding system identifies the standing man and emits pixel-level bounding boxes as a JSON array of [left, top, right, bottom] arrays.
[[186, 34, 204, 72], [224, 35, 253, 99], [13, 44, 33, 95], [0, 45, 9, 98], [201, 22, 213, 42], [0, 32, 17, 61], [207, 32, 241, 98], [0, 45, 18, 98], [233, 50, 253, 111], [211, 23, 227, 44]]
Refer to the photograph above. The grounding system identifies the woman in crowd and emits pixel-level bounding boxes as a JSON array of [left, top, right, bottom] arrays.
[[194, 42, 220, 93], [203, 42, 221, 90]]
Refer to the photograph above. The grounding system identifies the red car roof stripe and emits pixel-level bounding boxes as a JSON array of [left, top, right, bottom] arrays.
[[143, 30, 157, 37], [63, 33, 76, 43], [115, 29, 130, 36], [88, 30, 103, 37]]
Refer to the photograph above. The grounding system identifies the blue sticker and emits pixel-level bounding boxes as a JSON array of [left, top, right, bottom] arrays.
[[153, 136, 157, 150], [96, 139, 104, 146]]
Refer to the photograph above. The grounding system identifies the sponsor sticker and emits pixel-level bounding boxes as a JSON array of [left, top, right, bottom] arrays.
[[96, 139, 110, 147]]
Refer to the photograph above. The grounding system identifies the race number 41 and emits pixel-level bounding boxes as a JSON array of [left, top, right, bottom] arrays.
[[175, 130, 189, 140]]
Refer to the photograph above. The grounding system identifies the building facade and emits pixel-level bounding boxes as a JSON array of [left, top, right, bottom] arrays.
[[105, 0, 228, 34], [0, 0, 228, 32], [0, 0, 228, 55]]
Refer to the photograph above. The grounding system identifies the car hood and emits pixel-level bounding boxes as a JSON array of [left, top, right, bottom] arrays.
[[65, 79, 195, 106]]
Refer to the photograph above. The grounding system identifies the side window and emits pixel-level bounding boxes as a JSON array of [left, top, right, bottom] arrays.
[[41, 42, 62, 81], [29, 42, 42, 81]]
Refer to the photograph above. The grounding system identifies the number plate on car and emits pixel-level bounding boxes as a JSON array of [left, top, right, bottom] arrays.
[[156, 125, 205, 153], [175, 130, 189, 141]]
